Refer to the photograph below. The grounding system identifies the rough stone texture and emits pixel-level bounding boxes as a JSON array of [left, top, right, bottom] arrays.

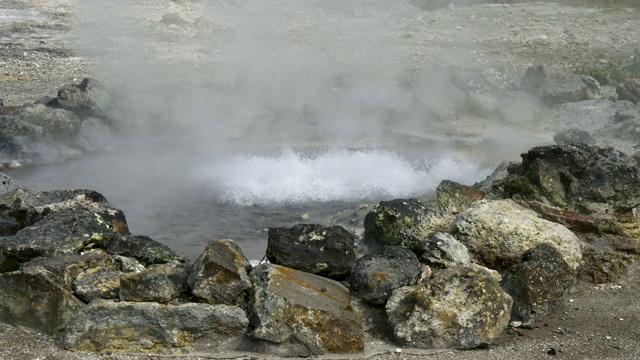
[[120, 263, 189, 303], [73, 267, 122, 302], [553, 128, 596, 146], [106, 234, 185, 266], [455, 199, 582, 270], [63, 299, 248, 353], [436, 180, 484, 214], [501, 243, 576, 322], [364, 198, 445, 254], [386, 266, 512, 350], [267, 224, 356, 279], [0, 173, 26, 196], [14, 104, 81, 141], [350, 246, 421, 305], [187, 239, 252, 307], [0, 265, 84, 334], [249, 263, 364, 357], [0, 114, 70, 167], [55, 78, 110, 118], [617, 78, 640, 104], [418, 232, 470, 269], [521, 65, 595, 105]]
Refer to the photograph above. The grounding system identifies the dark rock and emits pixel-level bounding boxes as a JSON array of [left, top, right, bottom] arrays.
[[521, 65, 595, 105], [63, 300, 248, 353], [267, 224, 356, 279], [249, 263, 364, 356], [418, 232, 470, 268], [187, 239, 252, 307], [350, 246, 421, 305], [73, 267, 123, 302], [436, 180, 484, 214], [386, 266, 512, 349], [617, 78, 640, 104], [14, 104, 81, 141], [106, 234, 185, 266], [553, 128, 596, 145], [119, 264, 188, 303], [501, 244, 576, 322], [0, 114, 60, 167], [364, 198, 437, 253], [0, 265, 84, 334], [55, 78, 109, 118]]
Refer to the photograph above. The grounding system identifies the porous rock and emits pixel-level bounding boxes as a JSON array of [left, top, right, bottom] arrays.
[[106, 234, 185, 266], [386, 266, 512, 349], [120, 263, 189, 303], [0, 265, 84, 334], [521, 65, 596, 104], [455, 199, 582, 270], [350, 246, 421, 305], [436, 180, 484, 214], [187, 239, 252, 307], [249, 263, 364, 356], [501, 243, 576, 322], [267, 224, 356, 279], [418, 231, 470, 268], [63, 299, 248, 353], [73, 267, 123, 302]]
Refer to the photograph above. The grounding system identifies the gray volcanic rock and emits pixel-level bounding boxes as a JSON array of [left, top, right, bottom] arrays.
[[386, 266, 512, 349], [63, 299, 248, 353], [249, 263, 364, 356], [350, 246, 421, 305], [119, 264, 186, 303], [617, 78, 640, 104], [74, 117, 116, 152], [73, 267, 122, 302], [501, 243, 576, 322], [267, 224, 356, 279], [187, 239, 252, 307], [55, 78, 110, 118], [0, 265, 84, 334], [521, 65, 596, 105], [106, 234, 185, 266], [455, 199, 582, 270], [418, 232, 470, 269], [14, 104, 81, 141], [553, 128, 596, 145], [435, 180, 484, 215]]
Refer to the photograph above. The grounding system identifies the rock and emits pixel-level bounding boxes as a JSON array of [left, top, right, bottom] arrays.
[[0, 114, 63, 167], [187, 239, 252, 307], [55, 78, 109, 118], [385, 266, 512, 349], [267, 224, 356, 279], [542, 99, 627, 133], [553, 128, 596, 145], [74, 117, 116, 152], [593, 101, 640, 144], [14, 104, 81, 141], [617, 78, 640, 104], [0, 265, 84, 334], [73, 267, 123, 302], [501, 244, 576, 322], [0, 172, 26, 196], [521, 65, 595, 105], [364, 198, 444, 254], [455, 199, 582, 270], [418, 232, 470, 268], [249, 263, 363, 356], [350, 246, 421, 305], [120, 263, 189, 303], [63, 299, 248, 353], [436, 180, 484, 214], [579, 74, 602, 97], [106, 234, 185, 266]]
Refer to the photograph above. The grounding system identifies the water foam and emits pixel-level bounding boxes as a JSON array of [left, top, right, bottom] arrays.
[[194, 148, 490, 206]]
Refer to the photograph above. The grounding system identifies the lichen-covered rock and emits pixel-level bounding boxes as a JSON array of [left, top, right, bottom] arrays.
[[521, 65, 595, 104], [0, 265, 84, 334], [364, 198, 452, 254], [63, 300, 248, 353], [249, 263, 363, 357], [187, 239, 252, 307], [267, 224, 356, 279], [436, 180, 484, 214], [350, 246, 421, 305], [73, 267, 123, 302], [55, 78, 110, 118], [418, 232, 470, 268], [501, 244, 576, 323], [120, 263, 189, 303], [106, 234, 185, 266], [386, 266, 512, 349], [455, 199, 582, 270]]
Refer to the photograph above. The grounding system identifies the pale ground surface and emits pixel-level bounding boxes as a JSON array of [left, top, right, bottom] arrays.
[[1, 0, 640, 359]]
